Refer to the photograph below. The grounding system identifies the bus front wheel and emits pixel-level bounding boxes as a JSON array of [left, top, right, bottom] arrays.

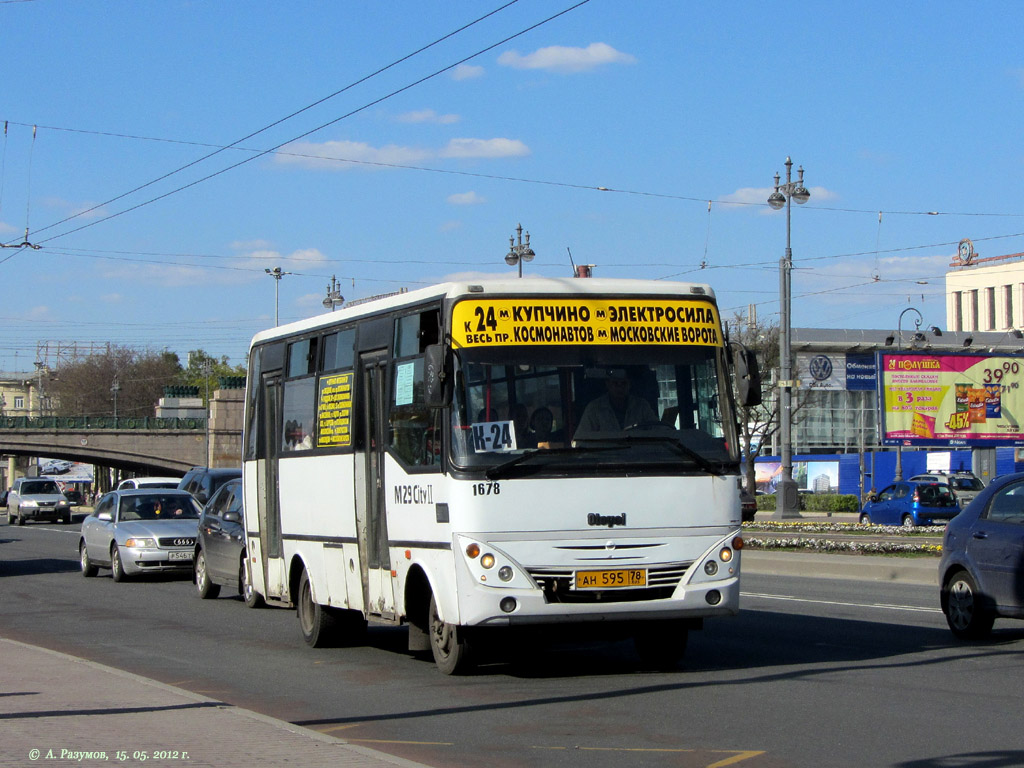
[[428, 594, 472, 675]]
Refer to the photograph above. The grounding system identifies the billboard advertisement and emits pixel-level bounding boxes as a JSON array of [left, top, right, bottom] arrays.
[[796, 352, 877, 391], [878, 352, 1024, 446]]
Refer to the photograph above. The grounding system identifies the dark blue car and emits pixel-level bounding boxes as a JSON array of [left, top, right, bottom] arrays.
[[859, 480, 960, 527], [940, 472, 1024, 639]]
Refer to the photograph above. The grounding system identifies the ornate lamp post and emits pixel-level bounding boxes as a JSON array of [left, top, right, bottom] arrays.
[[767, 157, 810, 518], [322, 275, 345, 311], [505, 223, 535, 278]]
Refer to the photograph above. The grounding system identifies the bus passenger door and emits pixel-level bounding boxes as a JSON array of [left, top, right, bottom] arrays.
[[356, 352, 395, 618], [257, 372, 287, 598]]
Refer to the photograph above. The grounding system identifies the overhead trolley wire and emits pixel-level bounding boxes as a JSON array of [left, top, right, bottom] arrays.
[[24, 0, 592, 248]]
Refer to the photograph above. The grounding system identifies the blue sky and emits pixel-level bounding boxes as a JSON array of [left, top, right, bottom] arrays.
[[3, 1, 1024, 370]]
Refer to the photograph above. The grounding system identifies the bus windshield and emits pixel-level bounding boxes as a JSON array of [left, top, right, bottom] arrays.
[[449, 346, 738, 474]]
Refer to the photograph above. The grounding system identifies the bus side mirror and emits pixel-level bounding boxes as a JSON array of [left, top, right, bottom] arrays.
[[424, 344, 452, 408], [734, 347, 762, 407]]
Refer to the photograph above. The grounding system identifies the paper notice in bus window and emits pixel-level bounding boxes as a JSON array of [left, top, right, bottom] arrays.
[[451, 298, 722, 348], [470, 420, 518, 452], [395, 362, 415, 406], [317, 372, 353, 448]]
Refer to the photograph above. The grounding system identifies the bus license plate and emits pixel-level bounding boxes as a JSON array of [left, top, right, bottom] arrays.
[[168, 551, 192, 561], [575, 569, 646, 589]]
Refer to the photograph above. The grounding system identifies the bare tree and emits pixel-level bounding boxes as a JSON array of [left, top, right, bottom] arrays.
[[729, 314, 780, 494], [49, 347, 182, 418]]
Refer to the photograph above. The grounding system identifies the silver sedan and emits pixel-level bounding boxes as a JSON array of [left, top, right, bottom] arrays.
[[79, 490, 201, 581]]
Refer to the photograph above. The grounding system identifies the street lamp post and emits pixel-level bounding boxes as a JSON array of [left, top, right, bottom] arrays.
[[505, 223, 535, 277], [767, 157, 810, 518], [111, 376, 120, 423], [265, 267, 292, 326], [322, 275, 345, 311]]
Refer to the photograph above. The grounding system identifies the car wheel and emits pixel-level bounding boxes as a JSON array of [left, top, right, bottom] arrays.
[[902, 515, 915, 528], [110, 545, 126, 582], [240, 557, 264, 609], [80, 541, 98, 578], [297, 568, 336, 647], [15, 512, 25, 526], [944, 570, 995, 640], [194, 549, 220, 599], [634, 620, 689, 670], [62, 513, 72, 525], [429, 593, 473, 675], [859, 513, 871, 525]]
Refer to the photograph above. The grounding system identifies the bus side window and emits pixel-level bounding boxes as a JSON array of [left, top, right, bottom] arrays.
[[390, 357, 440, 468]]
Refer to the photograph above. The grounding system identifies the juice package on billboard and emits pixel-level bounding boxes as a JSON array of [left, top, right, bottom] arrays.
[[968, 388, 987, 423], [985, 383, 1002, 418], [955, 383, 970, 413], [911, 411, 936, 438]]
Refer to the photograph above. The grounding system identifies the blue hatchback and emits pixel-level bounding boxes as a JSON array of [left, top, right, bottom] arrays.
[[859, 480, 961, 527], [940, 472, 1024, 639]]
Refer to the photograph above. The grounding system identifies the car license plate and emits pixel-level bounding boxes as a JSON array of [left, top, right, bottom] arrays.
[[168, 551, 192, 561], [575, 569, 647, 589]]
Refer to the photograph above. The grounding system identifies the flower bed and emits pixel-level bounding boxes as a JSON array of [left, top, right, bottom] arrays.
[[741, 520, 943, 555]]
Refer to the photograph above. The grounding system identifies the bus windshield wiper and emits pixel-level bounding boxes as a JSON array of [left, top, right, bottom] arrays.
[[604, 435, 725, 477], [484, 446, 616, 480]]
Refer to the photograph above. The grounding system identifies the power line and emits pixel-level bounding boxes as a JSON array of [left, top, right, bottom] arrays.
[[22, 0, 593, 248], [20, 1, 523, 241]]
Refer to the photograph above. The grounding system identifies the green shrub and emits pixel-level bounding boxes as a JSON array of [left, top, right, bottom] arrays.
[[755, 493, 859, 513]]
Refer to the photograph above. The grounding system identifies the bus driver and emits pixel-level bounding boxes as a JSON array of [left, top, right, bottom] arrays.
[[574, 368, 656, 437]]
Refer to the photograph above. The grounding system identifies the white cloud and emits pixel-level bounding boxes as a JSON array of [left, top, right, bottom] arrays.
[[274, 136, 530, 170], [497, 42, 635, 74], [0, 221, 16, 235], [447, 191, 486, 206], [718, 185, 837, 211], [397, 109, 459, 125], [451, 63, 484, 80], [440, 138, 530, 159], [275, 140, 431, 170]]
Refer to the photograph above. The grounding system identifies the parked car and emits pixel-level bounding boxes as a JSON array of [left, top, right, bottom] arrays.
[[6, 477, 73, 525], [116, 476, 181, 491], [740, 489, 757, 522], [177, 467, 242, 506], [193, 478, 262, 607], [859, 480, 960, 527], [940, 472, 1024, 639], [909, 471, 985, 506], [79, 489, 201, 581]]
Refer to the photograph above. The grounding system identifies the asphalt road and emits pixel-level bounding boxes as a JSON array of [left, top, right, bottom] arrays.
[[3, 517, 1024, 768]]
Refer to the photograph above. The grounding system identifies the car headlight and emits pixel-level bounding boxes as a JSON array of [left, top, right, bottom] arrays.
[[22, 499, 39, 508], [124, 537, 157, 548]]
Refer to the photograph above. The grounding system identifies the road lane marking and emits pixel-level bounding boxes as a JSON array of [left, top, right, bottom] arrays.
[[533, 746, 765, 766], [743, 591, 941, 613]]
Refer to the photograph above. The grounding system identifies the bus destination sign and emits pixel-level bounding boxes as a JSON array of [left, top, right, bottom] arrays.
[[451, 298, 722, 348]]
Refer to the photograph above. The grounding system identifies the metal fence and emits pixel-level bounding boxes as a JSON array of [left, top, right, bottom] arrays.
[[0, 416, 206, 430]]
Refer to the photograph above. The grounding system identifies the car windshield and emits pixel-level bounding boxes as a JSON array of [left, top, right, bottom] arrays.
[[22, 481, 59, 494], [448, 345, 738, 475], [119, 495, 201, 521]]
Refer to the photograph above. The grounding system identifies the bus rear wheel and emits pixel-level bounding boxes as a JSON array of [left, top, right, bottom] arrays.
[[428, 594, 472, 675], [297, 569, 336, 647]]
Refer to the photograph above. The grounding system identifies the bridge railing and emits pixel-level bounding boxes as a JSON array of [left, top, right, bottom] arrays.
[[0, 416, 207, 430]]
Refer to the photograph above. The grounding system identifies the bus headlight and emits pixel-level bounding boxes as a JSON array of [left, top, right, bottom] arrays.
[[498, 566, 513, 582], [704, 561, 719, 576], [480, 554, 495, 569]]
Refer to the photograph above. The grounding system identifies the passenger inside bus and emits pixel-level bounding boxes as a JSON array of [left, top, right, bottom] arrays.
[[526, 406, 562, 449]]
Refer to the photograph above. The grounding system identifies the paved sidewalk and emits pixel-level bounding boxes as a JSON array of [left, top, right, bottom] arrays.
[[0, 639, 432, 768]]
